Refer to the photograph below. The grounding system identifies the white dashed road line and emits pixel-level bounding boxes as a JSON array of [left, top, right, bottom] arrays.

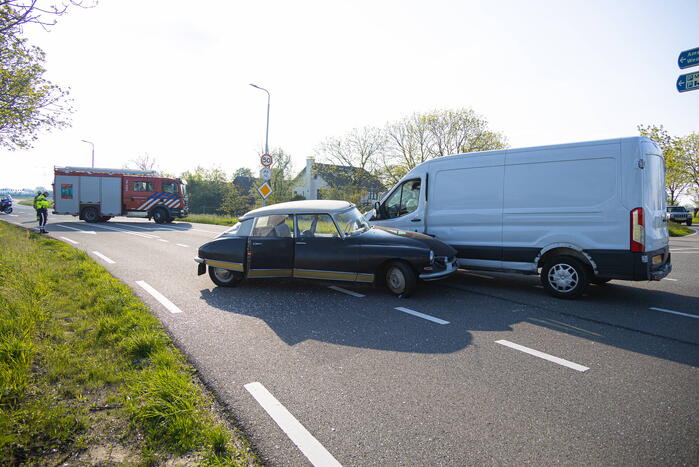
[[176, 243, 189, 248], [495, 339, 590, 372], [244, 382, 342, 467], [59, 236, 79, 245], [328, 286, 365, 297], [92, 223, 158, 238], [136, 281, 183, 314], [663, 278, 678, 282], [93, 251, 116, 264], [649, 307, 699, 319], [394, 306, 450, 325], [59, 224, 96, 234], [158, 239, 169, 242]]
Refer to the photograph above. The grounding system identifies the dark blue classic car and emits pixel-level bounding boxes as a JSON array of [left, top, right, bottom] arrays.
[[195, 200, 457, 297]]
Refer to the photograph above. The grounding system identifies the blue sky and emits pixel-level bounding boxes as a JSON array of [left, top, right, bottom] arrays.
[[3, 0, 698, 189]]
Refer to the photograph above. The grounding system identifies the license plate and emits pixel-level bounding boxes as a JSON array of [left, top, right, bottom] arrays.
[[652, 255, 663, 265]]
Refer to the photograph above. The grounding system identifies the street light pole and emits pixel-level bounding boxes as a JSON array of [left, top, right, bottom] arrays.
[[250, 83, 270, 206], [81, 139, 95, 168]]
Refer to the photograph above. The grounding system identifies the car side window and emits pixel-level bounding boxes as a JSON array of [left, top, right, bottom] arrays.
[[296, 214, 340, 238], [133, 181, 154, 192], [252, 215, 293, 238], [383, 179, 421, 219]]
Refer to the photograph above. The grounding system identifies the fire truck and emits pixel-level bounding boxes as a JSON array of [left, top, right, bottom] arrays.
[[53, 167, 189, 223]]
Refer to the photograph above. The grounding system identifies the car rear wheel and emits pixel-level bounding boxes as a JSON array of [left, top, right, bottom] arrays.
[[208, 266, 243, 287], [81, 206, 100, 223], [385, 261, 417, 298], [541, 256, 589, 299]]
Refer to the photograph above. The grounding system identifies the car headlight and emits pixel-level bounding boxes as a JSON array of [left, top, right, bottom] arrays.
[[429, 250, 434, 263]]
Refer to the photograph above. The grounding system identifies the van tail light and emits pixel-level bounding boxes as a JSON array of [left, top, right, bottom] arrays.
[[630, 208, 645, 252]]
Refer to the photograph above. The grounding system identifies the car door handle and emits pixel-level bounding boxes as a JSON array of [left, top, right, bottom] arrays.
[[296, 241, 307, 245], [411, 218, 422, 222]]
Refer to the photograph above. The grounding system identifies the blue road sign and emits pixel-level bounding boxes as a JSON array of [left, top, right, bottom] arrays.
[[676, 71, 699, 93], [678, 47, 699, 69]]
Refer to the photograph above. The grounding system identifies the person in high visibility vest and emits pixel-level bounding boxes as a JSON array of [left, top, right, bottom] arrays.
[[35, 191, 50, 234], [33, 191, 42, 221]]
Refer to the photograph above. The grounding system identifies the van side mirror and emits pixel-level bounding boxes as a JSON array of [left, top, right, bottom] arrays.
[[373, 201, 381, 219]]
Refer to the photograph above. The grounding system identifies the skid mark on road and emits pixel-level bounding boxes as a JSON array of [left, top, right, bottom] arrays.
[[136, 281, 183, 314], [245, 382, 342, 467], [495, 339, 590, 372]]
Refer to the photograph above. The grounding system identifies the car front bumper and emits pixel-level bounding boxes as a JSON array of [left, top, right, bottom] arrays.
[[419, 257, 458, 281]]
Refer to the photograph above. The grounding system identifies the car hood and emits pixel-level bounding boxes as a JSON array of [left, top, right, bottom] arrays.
[[368, 227, 457, 257]]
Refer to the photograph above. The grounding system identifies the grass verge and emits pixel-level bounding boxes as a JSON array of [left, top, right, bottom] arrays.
[[179, 214, 238, 226], [0, 222, 261, 465], [668, 221, 694, 237]]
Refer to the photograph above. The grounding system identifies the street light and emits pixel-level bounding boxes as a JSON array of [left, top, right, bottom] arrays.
[[81, 139, 95, 168], [249, 83, 270, 206]]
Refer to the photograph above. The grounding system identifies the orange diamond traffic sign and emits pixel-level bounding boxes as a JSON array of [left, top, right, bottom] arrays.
[[257, 182, 272, 199]]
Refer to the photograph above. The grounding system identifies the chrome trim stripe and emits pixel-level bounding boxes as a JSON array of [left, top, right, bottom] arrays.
[[247, 268, 293, 278], [206, 259, 244, 272], [355, 273, 375, 283], [293, 269, 357, 281]]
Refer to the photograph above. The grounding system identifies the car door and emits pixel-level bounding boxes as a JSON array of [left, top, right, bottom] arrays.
[[294, 213, 359, 281], [247, 214, 295, 278]]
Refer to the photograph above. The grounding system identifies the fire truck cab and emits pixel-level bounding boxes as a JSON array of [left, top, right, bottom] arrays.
[[53, 167, 189, 223]]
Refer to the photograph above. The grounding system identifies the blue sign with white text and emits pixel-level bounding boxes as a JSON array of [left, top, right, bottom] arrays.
[[678, 47, 699, 69], [676, 71, 699, 93]]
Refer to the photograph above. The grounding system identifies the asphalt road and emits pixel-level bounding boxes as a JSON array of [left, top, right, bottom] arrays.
[[3, 206, 698, 466]]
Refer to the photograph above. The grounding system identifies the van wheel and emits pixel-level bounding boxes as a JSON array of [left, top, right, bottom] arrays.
[[208, 266, 243, 287], [541, 256, 588, 299], [687, 219, 693, 226], [385, 262, 417, 298], [81, 206, 100, 223], [152, 208, 168, 224]]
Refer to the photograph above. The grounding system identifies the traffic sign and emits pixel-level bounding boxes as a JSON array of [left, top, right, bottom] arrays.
[[678, 47, 699, 69], [260, 167, 272, 181], [676, 71, 699, 93], [257, 182, 272, 199], [261, 153, 273, 167]]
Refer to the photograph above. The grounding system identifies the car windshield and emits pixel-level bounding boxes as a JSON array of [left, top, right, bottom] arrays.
[[668, 207, 685, 212], [333, 207, 371, 236]]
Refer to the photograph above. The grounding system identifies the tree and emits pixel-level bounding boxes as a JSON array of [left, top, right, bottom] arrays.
[[315, 126, 385, 187], [678, 133, 699, 205], [267, 148, 294, 204], [128, 153, 158, 171], [638, 125, 691, 205], [0, 1, 94, 149], [180, 166, 229, 214]]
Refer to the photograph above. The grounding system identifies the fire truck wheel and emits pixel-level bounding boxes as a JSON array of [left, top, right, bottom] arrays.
[[152, 208, 168, 224], [97, 216, 111, 222], [81, 206, 100, 223], [166, 218, 174, 223]]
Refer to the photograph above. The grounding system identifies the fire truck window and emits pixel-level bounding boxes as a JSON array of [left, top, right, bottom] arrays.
[[162, 182, 177, 193], [133, 181, 154, 192]]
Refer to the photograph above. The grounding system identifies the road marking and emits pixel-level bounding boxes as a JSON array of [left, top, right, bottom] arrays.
[[663, 278, 678, 282], [115, 222, 180, 232], [59, 236, 79, 245], [136, 281, 183, 314], [8, 214, 18, 217], [158, 239, 169, 242], [176, 243, 189, 248], [649, 307, 699, 319], [495, 340, 589, 372], [91, 223, 158, 238], [463, 271, 495, 279], [92, 251, 116, 264], [59, 224, 96, 234], [328, 286, 365, 297], [394, 307, 449, 325], [670, 247, 699, 251], [244, 382, 342, 467]]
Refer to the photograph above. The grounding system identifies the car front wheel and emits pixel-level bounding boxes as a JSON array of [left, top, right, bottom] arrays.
[[541, 256, 589, 299], [208, 266, 243, 287], [385, 262, 417, 298]]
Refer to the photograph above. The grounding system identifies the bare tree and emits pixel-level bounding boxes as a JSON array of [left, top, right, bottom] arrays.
[[0, 1, 96, 34], [129, 153, 158, 171], [315, 126, 385, 188]]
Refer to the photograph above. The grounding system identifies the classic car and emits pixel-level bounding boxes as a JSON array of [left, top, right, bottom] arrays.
[[195, 200, 457, 297]]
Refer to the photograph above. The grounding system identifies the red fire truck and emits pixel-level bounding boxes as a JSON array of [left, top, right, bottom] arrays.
[[53, 166, 189, 223]]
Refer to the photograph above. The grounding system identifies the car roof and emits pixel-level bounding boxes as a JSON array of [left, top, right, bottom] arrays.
[[240, 200, 355, 219]]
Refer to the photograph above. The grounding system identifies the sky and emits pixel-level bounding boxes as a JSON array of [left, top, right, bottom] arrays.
[[2, 0, 698, 190]]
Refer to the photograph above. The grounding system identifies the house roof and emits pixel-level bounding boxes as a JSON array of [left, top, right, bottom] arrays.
[[294, 162, 385, 192]]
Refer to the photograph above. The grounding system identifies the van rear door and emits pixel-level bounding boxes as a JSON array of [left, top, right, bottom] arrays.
[[642, 142, 669, 253]]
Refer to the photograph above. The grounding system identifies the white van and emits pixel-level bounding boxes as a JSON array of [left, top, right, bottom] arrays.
[[367, 137, 671, 298]]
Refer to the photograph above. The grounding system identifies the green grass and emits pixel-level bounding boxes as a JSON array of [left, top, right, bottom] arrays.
[[179, 213, 238, 226], [668, 221, 694, 237], [17, 198, 34, 207], [0, 223, 260, 465]]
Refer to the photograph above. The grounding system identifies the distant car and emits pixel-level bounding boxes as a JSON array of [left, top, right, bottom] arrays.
[[195, 200, 457, 297], [667, 206, 692, 226]]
